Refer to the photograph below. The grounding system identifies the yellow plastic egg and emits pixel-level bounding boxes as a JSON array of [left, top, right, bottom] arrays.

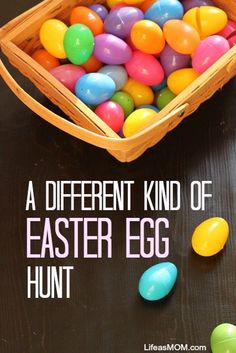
[[192, 217, 229, 257], [106, 0, 123, 8], [167, 68, 200, 95], [123, 0, 145, 4], [123, 108, 160, 137], [39, 19, 68, 59], [123, 78, 154, 107], [183, 6, 228, 38]]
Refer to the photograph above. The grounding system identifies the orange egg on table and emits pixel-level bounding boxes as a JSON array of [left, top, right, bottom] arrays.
[[31, 49, 60, 71], [183, 6, 228, 38], [70, 6, 104, 36], [163, 19, 200, 54], [167, 68, 200, 95], [81, 55, 103, 72], [131, 20, 165, 54], [139, 0, 157, 12]]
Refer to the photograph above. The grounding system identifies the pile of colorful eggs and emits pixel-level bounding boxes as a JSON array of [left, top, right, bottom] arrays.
[[32, 0, 236, 137]]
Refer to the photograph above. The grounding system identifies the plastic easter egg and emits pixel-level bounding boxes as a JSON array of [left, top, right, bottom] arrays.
[[123, 0, 145, 5], [70, 6, 104, 36], [123, 78, 154, 106], [138, 105, 160, 112], [192, 35, 230, 74], [138, 262, 178, 301], [144, 0, 184, 27], [140, 0, 157, 12], [39, 19, 68, 59], [31, 49, 60, 71], [50, 64, 86, 92], [111, 91, 135, 117], [167, 68, 199, 95], [183, 6, 228, 39], [75, 73, 116, 105], [107, 0, 123, 9], [123, 108, 158, 136], [156, 87, 176, 109], [64, 24, 94, 65], [160, 44, 190, 76], [94, 34, 132, 64], [95, 101, 124, 132], [218, 20, 236, 48], [131, 20, 165, 54], [81, 55, 102, 72], [163, 20, 200, 54], [89, 4, 109, 21], [152, 78, 167, 92], [125, 51, 164, 86], [192, 217, 229, 257], [211, 323, 236, 353], [104, 7, 144, 39], [98, 65, 128, 90], [182, 0, 213, 12]]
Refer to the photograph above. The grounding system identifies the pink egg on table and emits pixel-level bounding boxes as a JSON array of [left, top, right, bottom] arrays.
[[94, 34, 133, 64], [218, 20, 236, 48], [50, 64, 86, 92], [192, 35, 230, 74], [125, 50, 164, 85], [95, 101, 125, 132]]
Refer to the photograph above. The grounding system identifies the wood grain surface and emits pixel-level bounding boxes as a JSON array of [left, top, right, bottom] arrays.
[[1, 2, 236, 352]]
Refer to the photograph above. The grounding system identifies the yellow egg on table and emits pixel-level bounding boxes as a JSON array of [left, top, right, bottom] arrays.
[[183, 6, 228, 38], [123, 78, 154, 107], [167, 68, 200, 95], [192, 217, 229, 257], [40, 19, 68, 59], [123, 108, 160, 137]]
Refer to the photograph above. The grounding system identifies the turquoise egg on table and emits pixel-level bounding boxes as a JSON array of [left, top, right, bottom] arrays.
[[138, 262, 178, 301]]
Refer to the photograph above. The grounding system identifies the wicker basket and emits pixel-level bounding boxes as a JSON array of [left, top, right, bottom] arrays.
[[0, 0, 236, 162]]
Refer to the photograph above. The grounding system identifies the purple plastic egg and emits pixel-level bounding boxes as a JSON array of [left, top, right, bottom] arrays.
[[104, 7, 144, 39], [192, 35, 230, 73], [94, 34, 133, 64], [160, 44, 190, 76], [89, 4, 109, 21], [181, 0, 213, 12], [50, 64, 86, 92]]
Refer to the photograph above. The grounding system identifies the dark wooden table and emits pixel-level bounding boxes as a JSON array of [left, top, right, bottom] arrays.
[[1, 2, 236, 352]]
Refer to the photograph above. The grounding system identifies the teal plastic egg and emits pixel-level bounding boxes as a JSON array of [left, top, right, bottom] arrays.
[[138, 262, 178, 301], [64, 24, 94, 65], [211, 323, 236, 353]]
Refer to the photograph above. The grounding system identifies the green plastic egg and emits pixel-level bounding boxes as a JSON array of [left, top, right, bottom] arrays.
[[111, 91, 135, 117], [64, 24, 94, 65], [211, 323, 236, 353], [156, 87, 176, 110]]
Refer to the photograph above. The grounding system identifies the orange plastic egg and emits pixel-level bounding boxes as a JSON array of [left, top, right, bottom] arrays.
[[139, 0, 157, 12], [123, 78, 154, 106], [163, 20, 200, 54], [106, 0, 123, 9], [183, 6, 228, 38], [131, 20, 165, 54], [167, 68, 200, 95], [31, 49, 60, 71], [70, 6, 104, 36], [81, 55, 103, 72]]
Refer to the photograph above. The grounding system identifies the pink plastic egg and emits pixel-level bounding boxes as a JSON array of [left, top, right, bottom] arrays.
[[125, 51, 164, 85], [95, 101, 125, 132], [192, 35, 230, 73], [50, 64, 86, 92], [94, 34, 133, 64]]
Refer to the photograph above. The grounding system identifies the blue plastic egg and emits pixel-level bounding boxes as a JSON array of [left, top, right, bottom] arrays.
[[144, 0, 184, 27], [138, 105, 160, 112], [98, 65, 128, 90], [152, 78, 167, 92], [75, 73, 116, 105], [138, 262, 178, 301]]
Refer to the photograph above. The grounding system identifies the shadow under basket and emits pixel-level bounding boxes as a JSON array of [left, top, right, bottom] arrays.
[[0, 0, 236, 162]]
